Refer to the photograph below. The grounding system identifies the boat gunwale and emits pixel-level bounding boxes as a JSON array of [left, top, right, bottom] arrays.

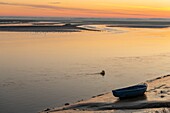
[[112, 85, 147, 93]]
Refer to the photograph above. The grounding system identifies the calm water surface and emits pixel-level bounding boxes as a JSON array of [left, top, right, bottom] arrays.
[[1, 27, 170, 113]]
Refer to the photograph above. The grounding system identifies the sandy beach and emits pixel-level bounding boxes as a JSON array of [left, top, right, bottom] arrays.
[[41, 75, 170, 113]]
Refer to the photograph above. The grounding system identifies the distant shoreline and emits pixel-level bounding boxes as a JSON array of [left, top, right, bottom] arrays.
[[1, 19, 170, 32], [0, 24, 169, 33], [0, 24, 100, 32]]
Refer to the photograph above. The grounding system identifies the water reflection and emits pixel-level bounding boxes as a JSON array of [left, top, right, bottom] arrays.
[[1, 27, 170, 113]]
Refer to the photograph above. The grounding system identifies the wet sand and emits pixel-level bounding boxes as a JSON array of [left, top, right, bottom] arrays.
[[41, 75, 170, 113]]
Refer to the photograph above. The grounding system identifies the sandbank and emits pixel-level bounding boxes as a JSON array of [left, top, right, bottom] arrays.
[[41, 75, 170, 113]]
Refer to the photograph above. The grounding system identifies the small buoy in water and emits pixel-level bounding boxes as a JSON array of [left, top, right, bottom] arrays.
[[65, 103, 70, 106], [100, 70, 105, 76]]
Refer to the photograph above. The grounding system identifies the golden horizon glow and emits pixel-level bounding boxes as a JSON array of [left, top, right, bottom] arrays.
[[1, 0, 170, 18]]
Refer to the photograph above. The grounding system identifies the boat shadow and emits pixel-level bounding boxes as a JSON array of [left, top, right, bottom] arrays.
[[57, 95, 148, 111], [115, 94, 147, 103]]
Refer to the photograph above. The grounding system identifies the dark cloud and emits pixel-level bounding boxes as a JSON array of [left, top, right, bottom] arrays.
[[0, 2, 154, 17]]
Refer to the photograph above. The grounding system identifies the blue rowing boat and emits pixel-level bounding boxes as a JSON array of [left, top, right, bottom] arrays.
[[112, 83, 147, 98]]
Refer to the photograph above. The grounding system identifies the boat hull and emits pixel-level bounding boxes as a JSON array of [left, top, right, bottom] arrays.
[[112, 84, 147, 98]]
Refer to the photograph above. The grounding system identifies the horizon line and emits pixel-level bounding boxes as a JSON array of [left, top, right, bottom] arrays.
[[0, 16, 170, 19]]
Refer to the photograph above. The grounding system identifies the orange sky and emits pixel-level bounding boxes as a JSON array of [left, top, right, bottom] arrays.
[[1, 0, 170, 18]]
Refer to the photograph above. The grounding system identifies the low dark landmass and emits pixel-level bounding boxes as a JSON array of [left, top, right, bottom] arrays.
[[1, 18, 170, 25], [1, 18, 170, 32], [0, 24, 100, 32]]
